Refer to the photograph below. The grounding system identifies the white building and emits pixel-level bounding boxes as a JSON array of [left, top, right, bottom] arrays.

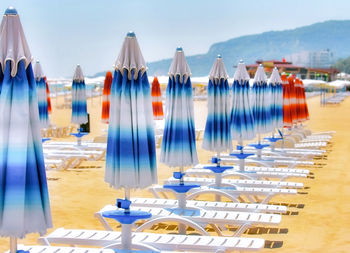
[[285, 49, 335, 68]]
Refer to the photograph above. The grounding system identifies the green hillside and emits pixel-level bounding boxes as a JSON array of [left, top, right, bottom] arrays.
[[147, 20, 350, 76]]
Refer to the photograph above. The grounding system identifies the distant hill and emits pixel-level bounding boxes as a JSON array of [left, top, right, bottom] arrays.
[[147, 20, 350, 77], [92, 20, 350, 78]]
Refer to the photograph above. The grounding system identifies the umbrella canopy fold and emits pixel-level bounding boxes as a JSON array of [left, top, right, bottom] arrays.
[[269, 67, 283, 129], [71, 65, 88, 125], [151, 76, 164, 120], [160, 47, 198, 167], [230, 61, 255, 142], [105, 32, 157, 189], [101, 71, 113, 123], [34, 61, 50, 128], [251, 64, 272, 134], [0, 6, 52, 240], [202, 55, 232, 152]]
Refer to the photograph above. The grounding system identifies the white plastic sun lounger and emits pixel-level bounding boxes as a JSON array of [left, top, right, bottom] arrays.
[[185, 167, 307, 182], [44, 155, 88, 170], [7, 245, 116, 253], [294, 141, 327, 148], [129, 197, 287, 214], [39, 228, 265, 252], [165, 176, 303, 189], [150, 184, 297, 204], [95, 205, 281, 237], [192, 164, 310, 176], [216, 155, 314, 168], [246, 146, 326, 154], [44, 149, 105, 160]]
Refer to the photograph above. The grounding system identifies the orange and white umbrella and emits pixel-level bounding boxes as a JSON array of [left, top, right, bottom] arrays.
[[288, 74, 298, 125], [101, 71, 113, 123], [151, 76, 164, 120], [282, 73, 292, 128], [296, 78, 309, 123], [45, 77, 52, 114]]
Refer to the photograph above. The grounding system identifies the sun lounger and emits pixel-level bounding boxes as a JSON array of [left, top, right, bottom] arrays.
[[8, 245, 116, 253], [185, 167, 307, 182], [95, 205, 281, 236], [165, 176, 303, 189], [216, 155, 314, 168], [192, 164, 309, 176], [44, 155, 88, 170], [39, 228, 265, 252], [129, 197, 287, 214], [44, 149, 105, 160], [150, 184, 297, 204]]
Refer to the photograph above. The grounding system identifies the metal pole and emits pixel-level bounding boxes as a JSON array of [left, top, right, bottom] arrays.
[[121, 224, 132, 250], [10, 237, 17, 253]]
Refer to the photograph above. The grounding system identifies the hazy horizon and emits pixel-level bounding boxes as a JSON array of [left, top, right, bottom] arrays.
[[1, 0, 350, 78]]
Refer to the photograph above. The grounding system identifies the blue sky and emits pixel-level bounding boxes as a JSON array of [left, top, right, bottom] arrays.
[[1, 0, 350, 77]]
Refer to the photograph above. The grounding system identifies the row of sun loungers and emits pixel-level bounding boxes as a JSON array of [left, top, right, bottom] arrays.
[[324, 92, 350, 104], [30, 128, 333, 252]]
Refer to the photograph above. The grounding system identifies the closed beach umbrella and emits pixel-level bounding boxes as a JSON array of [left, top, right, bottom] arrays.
[[0, 7, 52, 252], [299, 79, 309, 122], [269, 67, 283, 129], [160, 47, 198, 170], [282, 73, 293, 128], [105, 31, 157, 190], [71, 64, 88, 125], [101, 71, 112, 123], [151, 76, 164, 120], [202, 55, 232, 153], [34, 61, 50, 128], [294, 78, 302, 123], [230, 60, 255, 145], [251, 64, 272, 138], [288, 74, 298, 125], [45, 78, 52, 114]]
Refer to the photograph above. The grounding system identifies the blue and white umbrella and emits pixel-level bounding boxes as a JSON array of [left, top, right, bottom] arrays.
[[202, 55, 232, 154], [230, 60, 255, 146], [269, 67, 283, 130], [0, 7, 52, 252], [34, 61, 50, 128], [105, 32, 157, 190], [251, 64, 272, 139], [160, 47, 198, 171], [104, 32, 157, 250], [71, 64, 88, 125]]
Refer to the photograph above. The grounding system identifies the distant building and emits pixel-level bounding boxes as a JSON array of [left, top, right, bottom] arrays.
[[246, 59, 339, 81], [285, 49, 335, 68]]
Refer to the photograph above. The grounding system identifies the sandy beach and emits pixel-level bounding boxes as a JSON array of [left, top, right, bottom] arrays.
[[1, 94, 349, 252]]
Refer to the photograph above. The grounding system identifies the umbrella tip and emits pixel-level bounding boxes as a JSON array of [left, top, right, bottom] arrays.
[[217, 54, 222, 58], [176, 47, 183, 52], [5, 6, 17, 15], [126, 31, 136, 37], [36, 60, 40, 63], [239, 59, 244, 64]]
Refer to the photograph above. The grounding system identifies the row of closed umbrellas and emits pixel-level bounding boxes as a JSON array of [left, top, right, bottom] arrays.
[[0, 6, 309, 252]]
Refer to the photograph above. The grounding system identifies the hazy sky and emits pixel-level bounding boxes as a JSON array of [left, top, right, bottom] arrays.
[[1, 0, 350, 77]]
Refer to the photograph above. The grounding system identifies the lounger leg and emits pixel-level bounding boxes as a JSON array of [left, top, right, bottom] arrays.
[[233, 223, 251, 237], [95, 213, 114, 231]]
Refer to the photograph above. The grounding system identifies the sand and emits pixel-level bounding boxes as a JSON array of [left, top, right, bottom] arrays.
[[1, 94, 350, 252]]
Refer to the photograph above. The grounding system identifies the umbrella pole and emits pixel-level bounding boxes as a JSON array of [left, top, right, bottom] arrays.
[[10, 236, 17, 253], [238, 138, 245, 171], [215, 152, 222, 201], [122, 187, 131, 250]]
